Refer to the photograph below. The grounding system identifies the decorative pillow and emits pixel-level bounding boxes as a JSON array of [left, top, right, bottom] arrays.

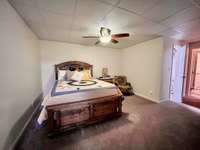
[[70, 71, 83, 82], [81, 70, 92, 80], [58, 70, 67, 81], [65, 70, 75, 80]]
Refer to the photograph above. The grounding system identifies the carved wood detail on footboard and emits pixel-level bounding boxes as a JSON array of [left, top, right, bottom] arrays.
[[47, 94, 123, 136]]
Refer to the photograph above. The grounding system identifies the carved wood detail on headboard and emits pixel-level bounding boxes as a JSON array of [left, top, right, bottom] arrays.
[[55, 61, 93, 80]]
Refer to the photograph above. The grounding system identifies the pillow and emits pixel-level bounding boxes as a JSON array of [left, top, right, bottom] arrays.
[[70, 71, 83, 82], [65, 70, 75, 80], [81, 70, 92, 80], [58, 70, 67, 81]]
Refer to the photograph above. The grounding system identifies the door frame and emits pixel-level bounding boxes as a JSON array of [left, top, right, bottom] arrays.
[[184, 41, 200, 97], [169, 43, 187, 102]]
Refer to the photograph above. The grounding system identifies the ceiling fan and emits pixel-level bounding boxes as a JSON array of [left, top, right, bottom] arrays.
[[82, 27, 130, 45]]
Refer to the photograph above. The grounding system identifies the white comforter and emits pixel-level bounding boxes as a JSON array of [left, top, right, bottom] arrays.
[[55, 79, 114, 93]]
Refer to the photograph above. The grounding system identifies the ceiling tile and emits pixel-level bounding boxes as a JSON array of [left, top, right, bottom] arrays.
[[37, 0, 76, 16], [173, 19, 200, 34], [142, 0, 192, 22], [72, 20, 100, 36], [126, 21, 168, 35], [101, 8, 146, 32], [12, 2, 42, 23], [9, 0, 37, 7], [160, 23, 200, 42], [159, 29, 188, 40], [69, 31, 98, 46], [71, 0, 114, 37], [118, 0, 160, 15], [27, 22, 49, 39], [45, 27, 70, 42], [161, 6, 200, 27], [75, 0, 113, 23], [41, 10, 72, 30]]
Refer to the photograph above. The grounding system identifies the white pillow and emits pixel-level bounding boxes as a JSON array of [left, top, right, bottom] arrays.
[[58, 70, 67, 81], [70, 71, 83, 82], [66, 70, 75, 80]]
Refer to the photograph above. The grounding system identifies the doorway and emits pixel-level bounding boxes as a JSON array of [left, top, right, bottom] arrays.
[[190, 51, 200, 97], [182, 41, 200, 108], [169, 44, 186, 103]]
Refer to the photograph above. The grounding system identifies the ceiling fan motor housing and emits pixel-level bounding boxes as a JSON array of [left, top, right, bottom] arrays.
[[100, 27, 111, 37]]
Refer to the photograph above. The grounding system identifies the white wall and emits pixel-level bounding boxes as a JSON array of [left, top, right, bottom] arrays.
[[0, 0, 41, 149], [122, 38, 164, 102], [40, 40, 122, 95]]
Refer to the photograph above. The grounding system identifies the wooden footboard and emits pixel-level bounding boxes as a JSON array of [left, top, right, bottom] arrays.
[[46, 90, 123, 135]]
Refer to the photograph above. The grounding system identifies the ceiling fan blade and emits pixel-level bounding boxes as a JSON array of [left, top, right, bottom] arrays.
[[112, 33, 130, 38], [111, 39, 119, 44], [82, 36, 99, 38], [95, 40, 101, 45]]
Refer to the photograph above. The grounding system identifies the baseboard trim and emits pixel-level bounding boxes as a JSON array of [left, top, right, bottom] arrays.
[[135, 92, 160, 103], [9, 94, 43, 150], [160, 98, 170, 102]]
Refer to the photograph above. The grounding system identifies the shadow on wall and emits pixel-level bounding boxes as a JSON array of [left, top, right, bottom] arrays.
[[3, 94, 43, 150]]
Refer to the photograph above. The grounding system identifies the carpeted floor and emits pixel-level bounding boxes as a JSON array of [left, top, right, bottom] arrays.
[[15, 96, 200, 150]]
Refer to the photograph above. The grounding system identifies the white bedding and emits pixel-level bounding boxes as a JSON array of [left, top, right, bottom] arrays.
[[37, 79, 116, 124], [55, 79, 115, 93]]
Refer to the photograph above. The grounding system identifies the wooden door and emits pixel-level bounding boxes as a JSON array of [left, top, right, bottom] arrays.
[[184, 41, 200, 96]]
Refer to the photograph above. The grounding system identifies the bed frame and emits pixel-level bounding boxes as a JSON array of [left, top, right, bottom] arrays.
[[47, 61, 123, 136]]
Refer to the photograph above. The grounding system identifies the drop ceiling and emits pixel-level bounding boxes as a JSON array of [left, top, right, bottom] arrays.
[[9, 0, 200, 49]]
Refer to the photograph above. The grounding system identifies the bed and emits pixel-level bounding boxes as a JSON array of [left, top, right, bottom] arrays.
[[38, 61, 124, 136]]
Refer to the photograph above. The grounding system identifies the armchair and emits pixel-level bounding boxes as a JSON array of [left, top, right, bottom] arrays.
[[113, 76, 134, 96]]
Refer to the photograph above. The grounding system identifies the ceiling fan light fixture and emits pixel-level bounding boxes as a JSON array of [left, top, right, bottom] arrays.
[[82, 27, 130, 45], [100, 36, 111, 43]]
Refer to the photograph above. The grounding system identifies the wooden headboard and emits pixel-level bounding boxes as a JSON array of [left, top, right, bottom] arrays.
[[55, 61, 93, 80]]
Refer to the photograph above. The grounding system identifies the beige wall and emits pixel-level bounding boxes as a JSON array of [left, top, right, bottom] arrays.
[[122, 38, 164, 102], [40, 40, 122, 95], [0, 0, 41, 149]]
